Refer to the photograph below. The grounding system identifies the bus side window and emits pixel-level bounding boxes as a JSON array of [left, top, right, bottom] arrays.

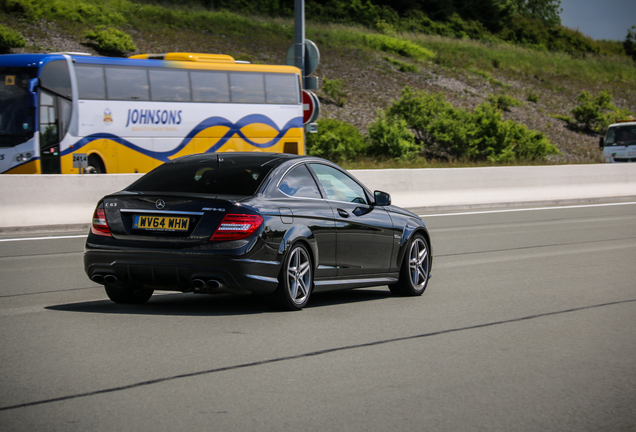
[[39, 91, 58, 148], [40, 60, 72, 100], [75, 64, 106, 99], [191, 71, 229, 103], [230, 72, 265, 104], [105, 66, 149, 101], [149, 69, 191, 102], [265, 74, 298, 104]]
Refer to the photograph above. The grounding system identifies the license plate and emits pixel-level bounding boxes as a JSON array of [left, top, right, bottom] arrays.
[[133, 215, 189, 231]]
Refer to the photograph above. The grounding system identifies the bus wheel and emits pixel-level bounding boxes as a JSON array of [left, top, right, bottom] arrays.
[[85, 155, 105, 174]]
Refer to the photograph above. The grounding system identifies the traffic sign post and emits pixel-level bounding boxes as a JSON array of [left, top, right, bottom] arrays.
[[291, 1, 321, 126]]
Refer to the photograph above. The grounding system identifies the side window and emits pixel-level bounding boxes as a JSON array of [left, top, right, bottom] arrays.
[[230, 72, 265, 103], [39, 90, 58, 148], [191, 71, 229, 102], [149, 69, 191, 101], [40, 60, 72, 99], [105, 66, 149, 101], [309, 164, 368, 204], [265, 74, 299, 104], [279, 164, 322, 198], [75, 64, 106, 99]]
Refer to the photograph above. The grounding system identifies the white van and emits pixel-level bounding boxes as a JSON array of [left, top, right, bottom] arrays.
[[600, 121, 636, 163]]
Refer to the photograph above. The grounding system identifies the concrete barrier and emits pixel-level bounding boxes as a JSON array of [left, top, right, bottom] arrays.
[[0, 174, 142, 230], [0, 164, 635, 231], [351, 164, 636, 211]]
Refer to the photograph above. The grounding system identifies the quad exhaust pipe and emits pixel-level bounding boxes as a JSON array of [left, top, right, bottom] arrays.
[[92, 274, 117, 284], [191, 279, 221, 290]]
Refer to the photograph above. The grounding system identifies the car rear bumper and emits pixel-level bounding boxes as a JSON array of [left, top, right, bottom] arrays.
[[84, 248, 281, 294]]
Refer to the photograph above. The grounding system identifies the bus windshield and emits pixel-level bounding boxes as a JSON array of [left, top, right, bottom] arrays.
[[605, 125, 636, 146], [0, 67, 37, 147]]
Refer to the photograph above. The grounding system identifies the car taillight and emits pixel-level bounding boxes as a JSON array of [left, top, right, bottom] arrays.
[[91, 206, 111, 237], [210, 214, 263, 241]]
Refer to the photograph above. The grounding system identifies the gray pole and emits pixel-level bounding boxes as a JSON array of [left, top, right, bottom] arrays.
[[294, 0, 305, 82]]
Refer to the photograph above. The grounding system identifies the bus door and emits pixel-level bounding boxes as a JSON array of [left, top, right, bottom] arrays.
[[38, 90, 62, 173], [38, 59, 72, 174]]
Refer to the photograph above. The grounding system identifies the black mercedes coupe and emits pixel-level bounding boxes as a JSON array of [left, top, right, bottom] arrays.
[[84, 152, 432, 310]]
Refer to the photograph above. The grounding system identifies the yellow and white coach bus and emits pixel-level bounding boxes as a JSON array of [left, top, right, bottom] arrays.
[[0, 52, 304, 174]]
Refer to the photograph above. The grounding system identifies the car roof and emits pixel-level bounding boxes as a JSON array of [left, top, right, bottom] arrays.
[[172, 152, 303, 166]]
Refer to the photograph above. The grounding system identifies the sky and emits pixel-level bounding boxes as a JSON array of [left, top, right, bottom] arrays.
[[558, 0, 636, 41]]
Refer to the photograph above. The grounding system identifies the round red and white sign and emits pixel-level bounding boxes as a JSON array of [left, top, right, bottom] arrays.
[[302, 90, 315, 124]]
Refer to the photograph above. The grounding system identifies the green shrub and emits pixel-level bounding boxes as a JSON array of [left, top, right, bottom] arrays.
[[385, 57, 418, 73], [464, 103, 558, 162], [386, 87, 454, 144], [526, 91, 539, 103], [321, 78, 347, 107], [486, 93, 522, 111], [84, 27, 136, 56], [549, 114, 575, 125], [362, 34, 434, 60], [375, 19, 396, 36], [384, 86, 559, 161], [571, 90, 614, 132], [367, 111, 418, 159], [306, 118, 367, 162], [0, 0, 41, 21], [0, 24, 26, 53]]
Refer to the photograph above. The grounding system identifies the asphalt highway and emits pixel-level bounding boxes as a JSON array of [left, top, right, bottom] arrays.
[[0, 202, 634, 431]]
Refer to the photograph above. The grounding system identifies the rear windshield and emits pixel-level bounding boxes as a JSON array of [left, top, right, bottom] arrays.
[[127, 161, 274, 196]]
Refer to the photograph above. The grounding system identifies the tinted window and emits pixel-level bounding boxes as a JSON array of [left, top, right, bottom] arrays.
[[230, 72, 265, 103], [191, 71, 230, 102], [75, 64, 105, 99], [279, 164, 322, 198], [105, 67, 149, 101], [40, 60, 72, 99], [265, 74, 298, 104], [309, 164, 368, 204], [0, 67, 37, 146], [128, 161, 275, 196], [149, 69, 191, 101]]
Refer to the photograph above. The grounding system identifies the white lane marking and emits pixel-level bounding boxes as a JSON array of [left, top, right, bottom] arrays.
[[435, 240, 636, 268], [420, 201, 636, 218], [0, 234, 87, 243]]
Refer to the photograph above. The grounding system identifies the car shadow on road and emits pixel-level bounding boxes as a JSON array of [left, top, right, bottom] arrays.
[[45, 288, 393, 316]]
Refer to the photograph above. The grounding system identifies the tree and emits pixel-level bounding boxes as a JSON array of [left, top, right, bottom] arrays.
[[513, 0, 562, 26], [624, 26, 636, 62]]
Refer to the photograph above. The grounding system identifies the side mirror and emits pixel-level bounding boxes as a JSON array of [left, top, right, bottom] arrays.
[[599, 137, 605, 150], [374, 190, 391, 206]]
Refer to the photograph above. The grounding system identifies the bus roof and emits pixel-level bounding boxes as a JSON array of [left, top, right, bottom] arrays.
[[0, 53, 69, 67], [0, 52, 300, 74]]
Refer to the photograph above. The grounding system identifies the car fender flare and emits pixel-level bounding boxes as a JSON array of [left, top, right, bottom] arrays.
[[277, 224, 318, 267], [396, 218, 431, 267]]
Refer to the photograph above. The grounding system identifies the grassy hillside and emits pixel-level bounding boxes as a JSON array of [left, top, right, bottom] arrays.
[[1, 0, 635, 166]]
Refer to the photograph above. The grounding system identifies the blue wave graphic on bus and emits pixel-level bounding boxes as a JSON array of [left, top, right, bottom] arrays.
[[63, 114, 303, 161]]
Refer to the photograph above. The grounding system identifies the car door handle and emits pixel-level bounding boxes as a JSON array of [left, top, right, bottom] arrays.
[[337, 208, 349, 218]]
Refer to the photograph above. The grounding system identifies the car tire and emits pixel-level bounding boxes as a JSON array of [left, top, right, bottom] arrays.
[[390, 234, 431, 297], [272, 243, 313, 311], [104, 285, 154, 304]]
